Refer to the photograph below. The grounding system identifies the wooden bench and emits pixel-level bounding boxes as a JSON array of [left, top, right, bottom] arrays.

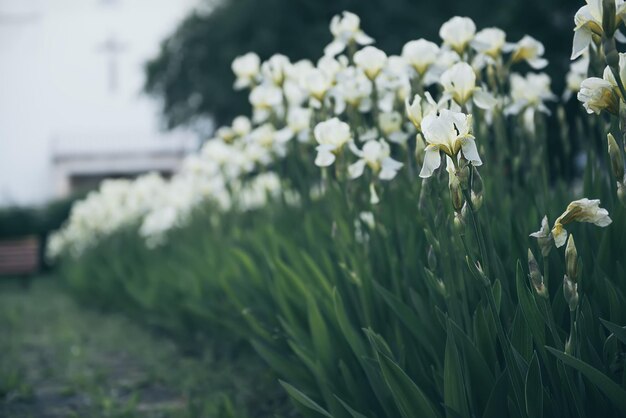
[[0, 236, 40, 276]]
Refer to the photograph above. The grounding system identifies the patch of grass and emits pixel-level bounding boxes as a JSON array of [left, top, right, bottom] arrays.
[[0, 276, 295, 417]]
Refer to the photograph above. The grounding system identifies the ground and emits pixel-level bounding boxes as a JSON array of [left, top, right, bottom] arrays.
[[0, 277, 294, 418]]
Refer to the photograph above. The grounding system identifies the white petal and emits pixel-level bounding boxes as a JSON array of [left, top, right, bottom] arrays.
[[504, 100, 526, 116], [379, 158, 403, 180], [594, 209, 612, 227], [324, 40, 346, 57], [355, 32, 374, 45], [528, 58, 548, 70], [460, 137, 482, 166], [348, 159, 366, 179], [315, 150, 336, 167], [275, 128, 294, 143], [571, 29, 591, 60], [473, 89, 497, 109], [419, 145, 441, 178], [369, 183, 380, 205], [553, 227, 568, 248]]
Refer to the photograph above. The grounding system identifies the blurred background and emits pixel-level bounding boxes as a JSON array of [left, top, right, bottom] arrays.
[[0, 0, 579, 207], [0, 0, 578, 266]]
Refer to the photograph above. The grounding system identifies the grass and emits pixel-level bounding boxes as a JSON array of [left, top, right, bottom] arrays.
[[0, 276, 296, 418]]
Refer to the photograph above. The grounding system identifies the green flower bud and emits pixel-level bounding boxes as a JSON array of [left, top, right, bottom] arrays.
[[607, 133, 625, 181], [563, 274, 579, 312], [457, 162, 471, 191], [565, 234, 579, 283], [453, 211, 464, 233], [471, 191, 483, 211], [528, 249, 548, 298], [449, 178, 464, 212]]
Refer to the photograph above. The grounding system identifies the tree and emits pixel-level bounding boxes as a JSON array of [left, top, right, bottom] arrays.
[[144, 0, 578, 130]]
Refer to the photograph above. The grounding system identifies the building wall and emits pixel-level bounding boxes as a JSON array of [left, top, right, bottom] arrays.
[[0, 0, 199, 206]]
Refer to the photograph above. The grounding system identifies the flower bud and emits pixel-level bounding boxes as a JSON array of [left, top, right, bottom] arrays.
[[423, 228, 440, 253], [453, 211, 465, 232], [457, 164, 471, 191], [528, 249, 548, 298], [607, 133, 625, 181], [565, 234, 579, 283], [565, 334, 574, 356], [563, 274, 579, 312], [414, 135, 426, 164], [471, 191, 483, 211], [449, 176, 464, 212]]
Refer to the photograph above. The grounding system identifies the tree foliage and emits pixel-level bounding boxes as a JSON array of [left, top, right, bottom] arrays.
[[144, 0, 578, 129]]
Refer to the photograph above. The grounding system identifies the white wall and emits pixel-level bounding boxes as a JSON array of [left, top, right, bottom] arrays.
[[0, 0, 198, 206]]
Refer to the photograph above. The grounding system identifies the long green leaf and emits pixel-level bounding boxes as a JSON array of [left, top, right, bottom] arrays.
[[280, 380, 332, 417], [547, 347, 626, 415], [377, 352, 441, 418]]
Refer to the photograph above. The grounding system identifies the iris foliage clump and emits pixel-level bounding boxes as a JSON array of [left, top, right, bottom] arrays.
[[51, 2, 626, 417]]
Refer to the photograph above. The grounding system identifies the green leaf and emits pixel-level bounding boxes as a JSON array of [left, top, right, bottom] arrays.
[[334, 396, 369, 418], [524, 352, 543, 418], [448, 320, 494, 410], [547, 347, 626, 415], [515, 261, 545, 347], [600, 319, 626, 345], [306, 294, 333, 370], [481, 371, 508, 418], [377, 352, 441, 418], [443, 327, 470, 418], [280, 381, 332, 417]]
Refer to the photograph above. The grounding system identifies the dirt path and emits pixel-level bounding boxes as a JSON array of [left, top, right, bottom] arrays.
[[0, 277, 293, 418]]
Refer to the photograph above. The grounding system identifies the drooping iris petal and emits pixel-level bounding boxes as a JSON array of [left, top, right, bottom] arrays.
[[460, 137, 482, 166], [420, 145, 442, 178]]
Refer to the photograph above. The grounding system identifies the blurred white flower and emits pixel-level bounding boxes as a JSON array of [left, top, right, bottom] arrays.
[[232, 116, 252, 137], [333, 67, 373, 113], [304, 68, 333, 105], [348, 139, 403, 180], [325, 11, 374, 56], [508, 35, 548, 69], [276, 107, 312, 143], [354, 46, 388, 79], [261, 54, 291, 85], [405, 92, 438, 132], [232, 52, 261, 89], [564, 54, 590, 99], [249, 84, 283, 122], [506, 73, 556, 115], [423, 50, 462, 86], [440, 62, 496, 109], [471, 27, 506, 58], [419, 109, 481, 178], [439, 16, 476, 53], [402, 39, 440, 75], [378, 111, 408, 144], [313, 118, 352, 166]]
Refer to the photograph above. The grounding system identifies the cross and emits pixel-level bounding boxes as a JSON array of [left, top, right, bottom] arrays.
[[96, 35, 126, 93]]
